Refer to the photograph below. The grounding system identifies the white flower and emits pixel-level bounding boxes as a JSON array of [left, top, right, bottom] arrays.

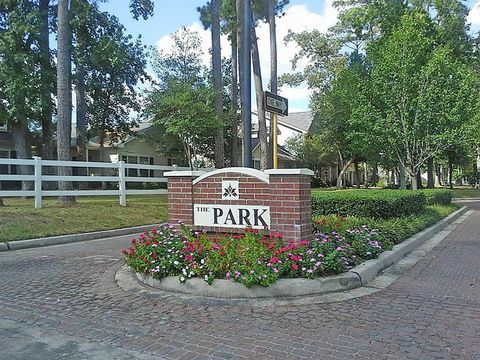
[[200, 259, 205, 264], [204, 275, 209, 281], [180, 276, 186, 282], [173, 260, 179, 265]]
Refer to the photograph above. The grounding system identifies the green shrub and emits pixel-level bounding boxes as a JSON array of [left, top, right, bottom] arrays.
[[313, 205, 459, 245], [420, 189, 452, 205], [311, 190, 427, 219]]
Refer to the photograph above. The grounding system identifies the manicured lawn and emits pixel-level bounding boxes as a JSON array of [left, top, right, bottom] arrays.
[[450, 187, 480, 198], [0, 195, 167, 242]]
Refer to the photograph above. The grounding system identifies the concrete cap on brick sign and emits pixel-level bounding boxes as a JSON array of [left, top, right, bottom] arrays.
[[193, 167, 269, 185], [264, 168, 314, 176], [164, 171, 206, 177]]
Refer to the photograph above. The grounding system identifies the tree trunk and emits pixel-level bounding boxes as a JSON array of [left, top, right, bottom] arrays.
[[435, 164, 443, 186], [399, 163, 406, 189], [236, 0, 245, 163], [364, 162, 368, 188], [230, 35, 240, 167], [267, 0, 277, 169], [39, 0, 54, 161], [410, 174, 418, 190], [354, 161, 360, 188], [416, 171, 423, 189], [211, 0, 224, 168], [371, 162, 378, 186], [56, 0, 75, 204], [11, 118, 33, 191], [427, 158, 434, 189], [448, 154, 454, 189], [250, 17, 268, 170], [337, 158, 353, 188], [476, 145, 480, 188], [75, 63, 88, 188]]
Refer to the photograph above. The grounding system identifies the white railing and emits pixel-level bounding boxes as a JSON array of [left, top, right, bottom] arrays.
[[0, 157, 191, 209]]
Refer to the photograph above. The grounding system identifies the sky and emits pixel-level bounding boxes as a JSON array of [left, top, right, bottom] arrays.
[[99, 0, 480, 113]]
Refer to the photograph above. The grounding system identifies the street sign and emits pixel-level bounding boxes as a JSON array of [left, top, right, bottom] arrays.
[[264, 91, 288, 116]]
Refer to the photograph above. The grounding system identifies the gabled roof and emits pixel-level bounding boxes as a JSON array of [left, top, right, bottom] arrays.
[[251, 138, 295, 161], [252, 110, 314, 134], [277, 111, 313, 133]]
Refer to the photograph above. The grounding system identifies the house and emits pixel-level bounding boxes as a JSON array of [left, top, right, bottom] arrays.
[[250, 110, 314, 169], [71, 120, 178, 178]]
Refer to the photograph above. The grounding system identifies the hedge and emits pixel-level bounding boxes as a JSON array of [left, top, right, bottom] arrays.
[[311, 190, 427, 219], [420, 189, 452, 205], [313, 204, 459, 245]]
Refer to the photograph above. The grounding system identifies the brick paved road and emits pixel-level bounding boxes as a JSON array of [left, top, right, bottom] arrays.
[[0, 204, 479, 360]]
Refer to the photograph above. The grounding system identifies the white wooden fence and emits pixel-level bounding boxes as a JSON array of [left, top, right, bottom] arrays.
[[0, 157, 191, 209]]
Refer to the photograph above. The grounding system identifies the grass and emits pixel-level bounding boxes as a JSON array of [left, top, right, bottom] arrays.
[[312, 186, 480, 199], [0, 195, 168, 242], [450, 187, 480, 198]]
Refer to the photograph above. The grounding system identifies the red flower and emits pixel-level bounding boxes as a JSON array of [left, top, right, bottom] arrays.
[[291, 263, 299, 271], [270, 257, 278, 264], [299, 240, 308, 246], [185, 255, 193, 262]]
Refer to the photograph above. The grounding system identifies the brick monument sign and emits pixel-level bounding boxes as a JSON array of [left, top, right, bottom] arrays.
[[165, 167, 314, 242]]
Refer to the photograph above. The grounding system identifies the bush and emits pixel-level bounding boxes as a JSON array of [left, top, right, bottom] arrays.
[[420, 189, 452, 205], [313, 205, 459, 245], [311, 190, 427, 219], [123, 224, 393, 288]]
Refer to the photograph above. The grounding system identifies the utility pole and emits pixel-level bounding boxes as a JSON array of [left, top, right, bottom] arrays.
[[242, 0, 252, 168]]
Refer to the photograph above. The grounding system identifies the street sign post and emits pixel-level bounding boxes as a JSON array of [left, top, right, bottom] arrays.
[[264, 91, 288, 169]]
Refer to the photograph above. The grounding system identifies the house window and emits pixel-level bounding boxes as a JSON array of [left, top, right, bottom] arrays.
[[253, 160, 261, 170], [167, 158, 177, 166], [121, 155, 154, 177]]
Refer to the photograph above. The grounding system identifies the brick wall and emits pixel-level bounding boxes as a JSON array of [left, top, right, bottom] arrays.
[[166, 168, 313, 242]]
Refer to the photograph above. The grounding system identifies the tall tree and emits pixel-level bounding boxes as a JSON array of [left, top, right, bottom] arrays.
[[369, 11, 478, 189], [71, 0, 149, 165], [211, 0, 225, 168], [56, 0, 74, 203], [148, 28, 218, 169], [38, 0, 55, 161], [0, 0, 41, 191], [250, 11, 268, 170], [267, 0, 277, 168]]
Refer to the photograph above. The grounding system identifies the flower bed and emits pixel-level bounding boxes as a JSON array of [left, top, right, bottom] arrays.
[[123, 223, 393, 288]]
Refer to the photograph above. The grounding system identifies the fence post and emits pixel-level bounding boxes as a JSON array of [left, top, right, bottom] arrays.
[[119, 161, 126, 206], [33, 157, 42, 209]]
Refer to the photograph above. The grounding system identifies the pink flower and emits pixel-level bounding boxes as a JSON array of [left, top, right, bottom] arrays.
[[336, 246, 343, 251], [299, 240, 308, 246], [291, 263, 299, 271]]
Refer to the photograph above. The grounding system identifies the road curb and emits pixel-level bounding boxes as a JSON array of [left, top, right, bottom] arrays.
[[128, 206, 467, 299], [0, 224, 162, 252], [134, 269, 361, 299], [348, 206, 468, 284]]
